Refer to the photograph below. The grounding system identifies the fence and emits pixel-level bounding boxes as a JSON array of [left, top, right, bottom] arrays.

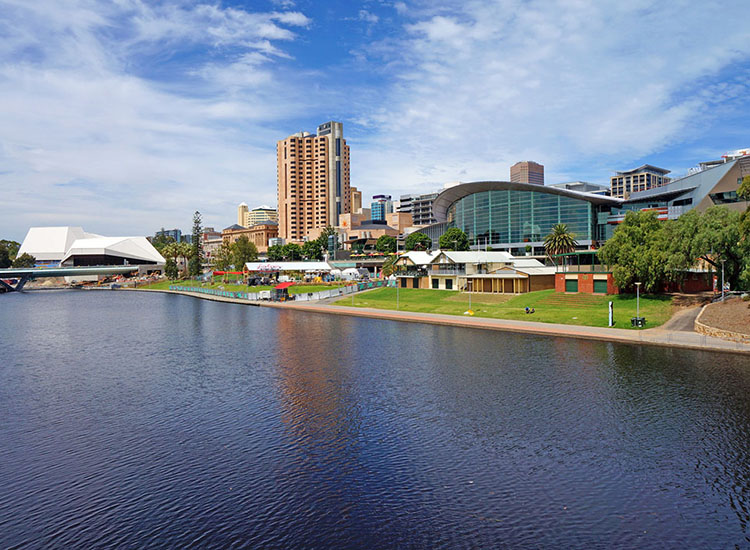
[[168, 279, 396, 302]]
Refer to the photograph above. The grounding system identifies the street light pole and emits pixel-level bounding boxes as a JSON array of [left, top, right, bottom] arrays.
[[721, 259, 726, 301]]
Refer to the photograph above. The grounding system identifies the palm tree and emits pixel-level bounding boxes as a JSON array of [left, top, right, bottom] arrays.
[[544, 224, 578, 267]]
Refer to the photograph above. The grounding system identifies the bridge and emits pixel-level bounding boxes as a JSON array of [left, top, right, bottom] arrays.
[[0, 265, 142, 292]]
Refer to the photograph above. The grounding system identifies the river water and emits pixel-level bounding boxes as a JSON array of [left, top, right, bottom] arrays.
[[1, 290, 750, 548]]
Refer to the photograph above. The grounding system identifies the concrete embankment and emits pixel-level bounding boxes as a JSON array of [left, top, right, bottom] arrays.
[[130, 288, 750, 355]]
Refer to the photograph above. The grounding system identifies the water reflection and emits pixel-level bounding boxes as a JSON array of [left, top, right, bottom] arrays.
[[2, 291, 750, 548]]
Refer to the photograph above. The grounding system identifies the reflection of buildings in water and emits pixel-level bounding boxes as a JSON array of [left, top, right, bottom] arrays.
[[272, 310, 360, 447]]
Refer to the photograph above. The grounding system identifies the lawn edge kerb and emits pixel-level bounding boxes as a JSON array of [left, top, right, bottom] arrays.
[[332, 288, 675, 330]]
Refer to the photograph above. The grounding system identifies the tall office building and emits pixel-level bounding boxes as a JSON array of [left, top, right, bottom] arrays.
[[610, 165, 670, 198], [398, 192, 438, 226], [350, 186, 363, 213], [277, 121, 351, 242], [246, 206, 278, 227], [237, 203, 249, 226], [510, 161, 544, 185], [371, 194, 393, 220]]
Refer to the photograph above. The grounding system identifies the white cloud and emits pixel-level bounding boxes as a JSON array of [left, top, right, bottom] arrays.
[[352, 0, 750, 198], [0, 0, 313, 239], [358, 10, 380, 24]]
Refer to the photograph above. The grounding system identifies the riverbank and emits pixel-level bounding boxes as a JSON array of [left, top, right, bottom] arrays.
[[129, 287, 750, 355]]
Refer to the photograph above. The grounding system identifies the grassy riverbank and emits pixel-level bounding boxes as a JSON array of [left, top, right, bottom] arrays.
[[333, 288, 674, 329], [136, 279, 347, 294]]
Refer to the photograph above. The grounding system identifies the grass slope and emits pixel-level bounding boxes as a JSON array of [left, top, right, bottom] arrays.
[[334, 288, 673, 329]]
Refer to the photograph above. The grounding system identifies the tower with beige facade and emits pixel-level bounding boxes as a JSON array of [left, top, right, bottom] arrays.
[[237, 203, 249, 226], [277, 121, 351, 242], [510, 161, 544, 185]]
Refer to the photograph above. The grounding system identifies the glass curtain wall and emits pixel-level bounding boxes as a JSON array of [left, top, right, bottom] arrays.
[[447, 190, 594, 247]]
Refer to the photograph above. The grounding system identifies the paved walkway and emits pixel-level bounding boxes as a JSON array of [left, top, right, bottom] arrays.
[[658, 306, 703, 332], [131, 288, 750, 355]]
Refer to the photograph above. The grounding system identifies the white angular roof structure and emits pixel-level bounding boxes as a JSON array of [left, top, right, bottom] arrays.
[[18, 226, 165, 265], [60, 236, 165, 265], [18, 226, 101, 261]]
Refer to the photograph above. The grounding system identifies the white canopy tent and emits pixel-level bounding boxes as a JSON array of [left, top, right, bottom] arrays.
[[244, 261, 333, 273]]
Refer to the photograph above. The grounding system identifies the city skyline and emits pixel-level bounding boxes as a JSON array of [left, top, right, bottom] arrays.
[[1, 0, 750, 241]]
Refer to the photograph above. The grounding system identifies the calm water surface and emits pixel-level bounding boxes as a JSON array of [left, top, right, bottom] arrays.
[[2, 290, 750, 549]]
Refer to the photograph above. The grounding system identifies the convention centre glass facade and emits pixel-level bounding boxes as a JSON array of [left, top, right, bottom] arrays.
[[447, 189, 597, 247]]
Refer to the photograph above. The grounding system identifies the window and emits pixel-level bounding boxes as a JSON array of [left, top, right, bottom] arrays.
[[445, 279, 453, 290], [709, 191, 740, 204], [432, 279, 439, 289]]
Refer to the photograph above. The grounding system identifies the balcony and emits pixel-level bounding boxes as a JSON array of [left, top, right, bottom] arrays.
[[432, 267, 466, 275]]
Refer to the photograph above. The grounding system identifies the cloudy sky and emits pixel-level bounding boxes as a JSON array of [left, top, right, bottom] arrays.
[[1, 0, 749, 241]]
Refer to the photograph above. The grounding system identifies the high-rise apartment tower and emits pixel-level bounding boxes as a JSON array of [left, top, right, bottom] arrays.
[[510, 161, 544, 185], [277, 121, 351, 242]]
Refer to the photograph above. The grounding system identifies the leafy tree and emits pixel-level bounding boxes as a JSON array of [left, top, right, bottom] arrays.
[[151, 229, 176, 252], [316, 225, 339, 247], [302, 239, 323, 260], [680, 206, 747, 290], [164, 258, 179, 280], [404, 232, 432, 251], [544, 223, 578, 265], [213, 241, 234, 274], [267, 244, 284, 262], [12, 252, 36, 268], [281, 243, 302, 261], [380, 255, 399, 277], [0, 247, 10, 268], [438, 227, 470, 251], [189, 211, 203, 277], [597, 211, 667, 292], [739, 174, 750, 200], [173, 242, 192, 275], [0, 239, 20, 261], [376, 235, 397, 254], [231, 235, 258, 269]]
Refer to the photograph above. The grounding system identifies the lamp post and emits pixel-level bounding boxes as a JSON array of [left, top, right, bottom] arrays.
[[721, 259, 726, 301], [635, 282, 642, 321]]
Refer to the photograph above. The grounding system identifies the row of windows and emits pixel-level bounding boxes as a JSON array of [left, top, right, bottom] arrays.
[[448, 190, 594, 245]]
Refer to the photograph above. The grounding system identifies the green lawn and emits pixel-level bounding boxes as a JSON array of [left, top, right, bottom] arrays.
[[137, 279, 347, 294], [333, 288, 674, 329]]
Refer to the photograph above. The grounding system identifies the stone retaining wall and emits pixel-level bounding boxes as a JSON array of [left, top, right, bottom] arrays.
[[695, 305, 750, 344]]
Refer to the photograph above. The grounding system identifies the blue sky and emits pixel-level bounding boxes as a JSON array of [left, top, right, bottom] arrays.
[[1, 0, 749, 241]]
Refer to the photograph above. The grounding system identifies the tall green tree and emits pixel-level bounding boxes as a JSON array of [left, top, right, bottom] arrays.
[[213, 241, 234, 272], [281, 243, 302, 261], [597, 211, 667, 292], [302, 239, 323, 260], [189, 211, 203, 277], [682, 206, 746, 290], [438, 228, 470, 251], [12, 253, 36, 268], [175, 242, 193, 275], [0, 239, 20, 261], [739, 176, 750, 288], [404, 232, 431, 251], [164, 258, 179, 280], [544, 223, 578, 265], [231, 235, 258, 268], [375, 235, 397, 254], [267, 244, 284, 262]]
